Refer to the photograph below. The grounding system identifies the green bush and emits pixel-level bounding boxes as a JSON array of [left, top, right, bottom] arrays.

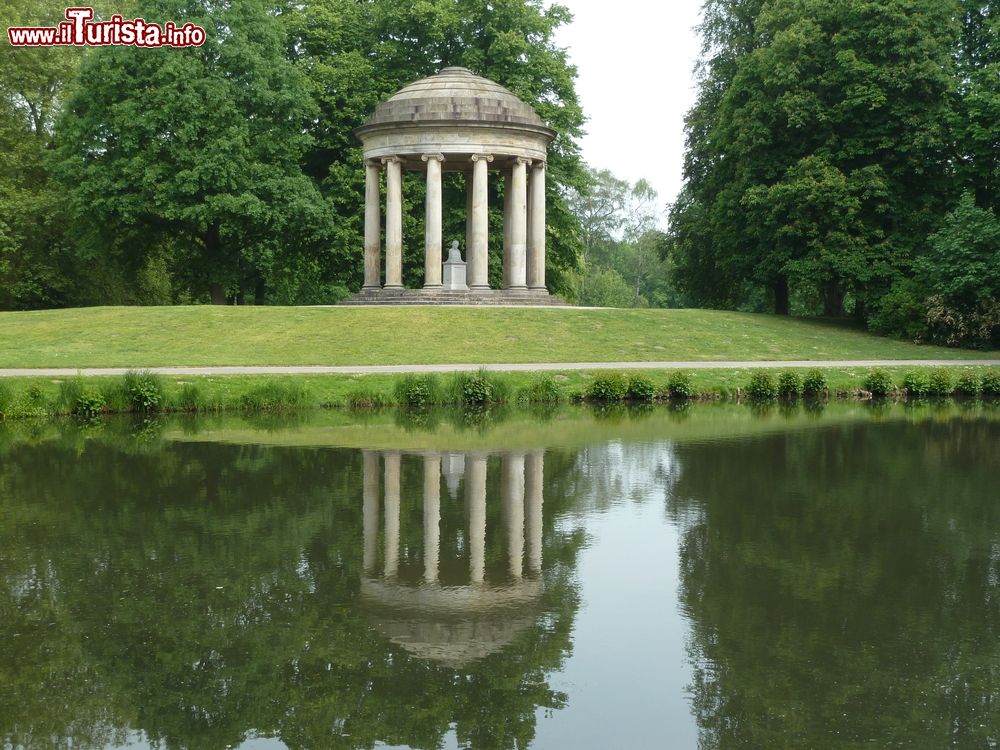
[[745, 371, 778, 401], [518, 375, 562, 404], [666, 370, 695, 400], [238, 381, 309, 411], [777, 371, 802, 399], [586, 373, 628, 402], [954, 372, 982, 397], [451, 371, 509, 405], [801, 369, 828, 398], [123, 370, 164, 412], [58, 378, 105, 417], [927, 369, 953, 397], [902, 371, 931, 398], [863, 369, 894, 398], [26, 384, 44, 404], [73, 390, 106, 418], [626, 374, 656, 402], [867, 278, 928, 341], [395, 374, 440, 408], [982, 370, 1000, 397]]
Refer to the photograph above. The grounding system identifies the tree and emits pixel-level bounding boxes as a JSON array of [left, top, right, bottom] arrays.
[[565, 167, 675, 307], [919, 192, 1000, 347], [566, 167, 629, 268], [670, 0, 960, 317], [954, 1, 1000, 214], [54, 0, 331, 305], [0, 0, 85, 309]]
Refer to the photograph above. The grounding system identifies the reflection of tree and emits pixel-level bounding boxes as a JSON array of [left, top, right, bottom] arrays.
[[0, 437, 583, 750], [667, 419, 1000, 748]]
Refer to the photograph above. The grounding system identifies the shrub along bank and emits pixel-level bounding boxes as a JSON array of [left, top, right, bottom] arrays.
[[0, 366, 998, 421]]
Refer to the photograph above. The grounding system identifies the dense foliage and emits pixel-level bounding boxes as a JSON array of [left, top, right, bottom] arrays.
[[562, 166, 681, 307], [1, 0, 586, 306], [668, 0, 1000, 347]]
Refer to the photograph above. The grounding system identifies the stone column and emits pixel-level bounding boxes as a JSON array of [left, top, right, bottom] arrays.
[[363, 160, 382, 290], [362, 450, 380, 574], [423, 454, 441, 583], [383, 156, 403, 289], [503, 452, 525, 579], [383, 452, 401, 578], [502, 169, 512, 289], [468, 154, 493, 290], [527, 161, 546, 290], [465, 173, 474, 260], [465, 454, 488, 584], [525, 451, 544, 575], [507, 158, 529, 289], [422, 154, 444, 289]]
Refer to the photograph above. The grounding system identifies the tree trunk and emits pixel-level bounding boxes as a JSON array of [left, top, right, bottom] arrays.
[[822, 280, 844, 317], [209, 283, 226, 305], [773, 276, 790, 316], [853, 296, 867, 321], [204, 223, 227, 305], [254, 276, 267, 305]]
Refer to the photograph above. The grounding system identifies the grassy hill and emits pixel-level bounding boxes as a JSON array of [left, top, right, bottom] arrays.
[[1, 306, 997, 368]]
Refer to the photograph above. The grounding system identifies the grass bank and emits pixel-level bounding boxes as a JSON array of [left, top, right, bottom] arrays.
[[0, 365, 997, 420], [1, 306, 998, 368]]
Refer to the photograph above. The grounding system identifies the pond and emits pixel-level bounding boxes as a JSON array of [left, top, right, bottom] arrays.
[[2, 402, 998, 749]]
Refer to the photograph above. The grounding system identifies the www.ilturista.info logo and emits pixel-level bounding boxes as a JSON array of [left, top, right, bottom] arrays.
[[8, 7, 206, 47]]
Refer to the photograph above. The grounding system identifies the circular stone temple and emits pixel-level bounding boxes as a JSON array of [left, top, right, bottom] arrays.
[[342, 67, 566, 306]]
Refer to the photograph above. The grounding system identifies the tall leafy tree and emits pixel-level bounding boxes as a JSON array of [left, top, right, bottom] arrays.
[[667, 0, 767, 311], [954, 0, 1000, 214], [0, 0, 85, 309], [671, 0, 960, 317], [54, 0, 331, 305]]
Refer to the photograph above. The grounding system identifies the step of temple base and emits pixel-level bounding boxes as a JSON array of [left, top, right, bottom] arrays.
[[338, 288, 570, 306]]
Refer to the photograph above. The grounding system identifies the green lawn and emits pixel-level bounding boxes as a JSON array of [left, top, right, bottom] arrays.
[[1, 306, 997, 368]]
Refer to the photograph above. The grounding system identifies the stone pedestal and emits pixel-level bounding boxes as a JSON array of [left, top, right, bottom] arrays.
[[443, 240, 468, 291]]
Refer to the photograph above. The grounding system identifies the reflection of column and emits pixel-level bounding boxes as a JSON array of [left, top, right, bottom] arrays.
[[363, 161, 381, 289], [423, 454, 441, 583], [363, 451, 380, 574], [383, 156, 403, 288], [525, 451, 544, 575], [466, 454, 488, 583], [503, 452, 525, 579], [383, 452, 401, 578]]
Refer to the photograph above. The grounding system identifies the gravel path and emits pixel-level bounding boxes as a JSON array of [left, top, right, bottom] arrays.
[[1, 360, 997, 378]]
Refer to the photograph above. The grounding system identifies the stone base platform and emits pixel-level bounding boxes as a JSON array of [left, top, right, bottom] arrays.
[[339, 288, 569, 306]]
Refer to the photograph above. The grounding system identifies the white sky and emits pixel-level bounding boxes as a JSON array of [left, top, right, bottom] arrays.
[[552, 0, 704, 222]]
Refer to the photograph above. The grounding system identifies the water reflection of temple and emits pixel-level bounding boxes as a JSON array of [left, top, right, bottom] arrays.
[[360, 450, 546, 667]]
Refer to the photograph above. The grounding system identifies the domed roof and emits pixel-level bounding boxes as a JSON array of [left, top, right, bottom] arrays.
[[363, 67, 549, 129]]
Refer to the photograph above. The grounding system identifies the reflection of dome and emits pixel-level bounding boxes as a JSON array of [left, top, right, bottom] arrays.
[[361, 578, 544, 667], [360, 450, 546, 667]]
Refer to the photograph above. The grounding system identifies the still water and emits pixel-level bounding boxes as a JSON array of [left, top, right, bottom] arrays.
[[1, 403, 998, 749]]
